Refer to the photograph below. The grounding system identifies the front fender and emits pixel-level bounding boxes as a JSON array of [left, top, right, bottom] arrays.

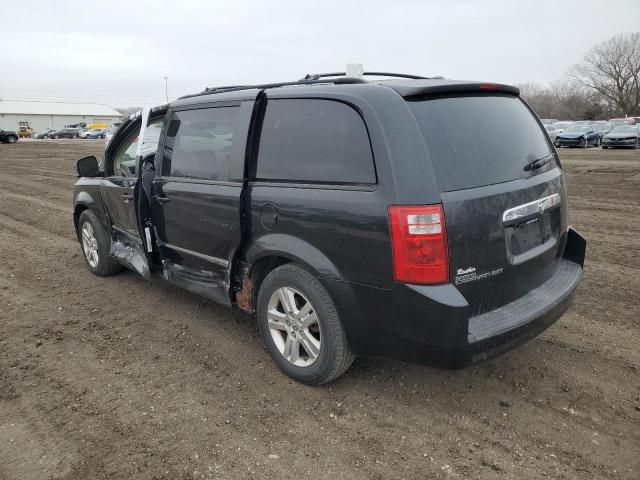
[[73, 186, 108, 233]]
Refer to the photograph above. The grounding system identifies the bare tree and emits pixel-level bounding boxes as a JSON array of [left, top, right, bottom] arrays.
[[570, 32, 640, 116], [517, 80, 606, 120]]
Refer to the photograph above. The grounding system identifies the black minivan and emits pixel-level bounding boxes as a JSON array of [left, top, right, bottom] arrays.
[[72, 73, 585, 384]]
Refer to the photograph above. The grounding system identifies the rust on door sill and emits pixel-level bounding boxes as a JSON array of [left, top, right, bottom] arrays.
[[235, 267, 254, 314]]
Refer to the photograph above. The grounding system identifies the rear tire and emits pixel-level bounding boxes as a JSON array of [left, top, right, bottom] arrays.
[[77, 210, 122, 276], [7, 135, 17, 144], [54, 135, 59, 139], [256, 263, 354, 385]]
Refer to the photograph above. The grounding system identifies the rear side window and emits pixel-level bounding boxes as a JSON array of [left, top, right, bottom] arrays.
[[163, 106, 240, 181], [408, 95, 553, 192], [256, 99, 375, 184]]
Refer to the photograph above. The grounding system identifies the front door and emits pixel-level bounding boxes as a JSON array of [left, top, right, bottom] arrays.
[[100, 113, 165, 278], [152, 101, 253, 306], [101, 121, 141, 239]]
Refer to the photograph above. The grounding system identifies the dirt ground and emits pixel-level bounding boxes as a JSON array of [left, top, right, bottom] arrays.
[[0, 139, 638, 480]]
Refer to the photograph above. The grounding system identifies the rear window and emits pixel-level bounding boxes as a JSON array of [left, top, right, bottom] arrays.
[[408, 94, 553, 192], [256, 99, 375, 184]]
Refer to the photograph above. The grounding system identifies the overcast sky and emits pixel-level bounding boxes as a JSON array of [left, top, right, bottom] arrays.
[[2, 0, 639, 107]]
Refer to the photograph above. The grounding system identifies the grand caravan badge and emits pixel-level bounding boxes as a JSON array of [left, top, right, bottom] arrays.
[[455, 266, 504, 285]]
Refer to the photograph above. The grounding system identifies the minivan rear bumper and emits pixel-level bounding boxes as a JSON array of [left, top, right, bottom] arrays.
[[336, 228, 586, 367], [464, 257, 581, 365]]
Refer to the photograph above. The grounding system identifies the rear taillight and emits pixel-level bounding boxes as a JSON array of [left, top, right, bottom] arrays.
[[388, 204, 449, 284]]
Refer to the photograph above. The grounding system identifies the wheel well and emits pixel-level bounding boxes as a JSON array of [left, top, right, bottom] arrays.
[[235, 255, 292, 314], [73, 205, 89, 237]]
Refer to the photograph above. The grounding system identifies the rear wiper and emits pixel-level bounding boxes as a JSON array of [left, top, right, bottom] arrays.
[[524, 154, 553, 172]]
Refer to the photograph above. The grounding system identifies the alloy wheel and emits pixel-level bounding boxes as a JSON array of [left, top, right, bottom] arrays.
[[81, 222, 99, 268], [267, 287, 321, 367]]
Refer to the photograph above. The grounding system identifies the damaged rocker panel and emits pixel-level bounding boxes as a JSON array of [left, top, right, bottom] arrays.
[[109, 231, 151, 280]]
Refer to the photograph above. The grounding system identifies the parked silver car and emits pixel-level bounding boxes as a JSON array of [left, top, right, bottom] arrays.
[[601, 125, 640, 149]]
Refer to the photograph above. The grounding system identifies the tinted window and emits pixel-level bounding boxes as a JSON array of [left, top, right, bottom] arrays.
[[408, 95, 553, 192], [256, 99, 375, 183], [163, 107, 239, 181]]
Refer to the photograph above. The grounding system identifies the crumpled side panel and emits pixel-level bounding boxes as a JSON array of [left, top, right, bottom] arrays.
[[109, 238, 150, 280], [162, 260, 231, 306]]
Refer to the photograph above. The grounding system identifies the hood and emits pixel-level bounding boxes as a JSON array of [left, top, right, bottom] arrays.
[[604, 132, 636, 139], [559, 132, 587, 139]]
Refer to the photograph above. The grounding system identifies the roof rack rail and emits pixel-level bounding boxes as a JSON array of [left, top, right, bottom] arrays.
[[178, 76, 367, 100], [300, 71, 430, 81], [177, 71, 437, 101]]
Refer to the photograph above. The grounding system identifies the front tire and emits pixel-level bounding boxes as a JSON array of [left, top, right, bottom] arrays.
[[6, 135, 17, 144], [77, 210, 122, 276], [580, 137, 587, 149], [257, 264, 354, 385]]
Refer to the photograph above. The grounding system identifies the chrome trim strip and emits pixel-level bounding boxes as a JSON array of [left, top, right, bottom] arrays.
[[160, 242, 230, 268], [502, 193, 561, 224]]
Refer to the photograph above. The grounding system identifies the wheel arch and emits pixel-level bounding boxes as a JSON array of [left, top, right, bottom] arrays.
[[235, 234, 345, 315], [73, 190, 107, 238]]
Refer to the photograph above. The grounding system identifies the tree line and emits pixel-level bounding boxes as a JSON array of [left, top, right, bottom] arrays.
[[518, 32, 640, 120]]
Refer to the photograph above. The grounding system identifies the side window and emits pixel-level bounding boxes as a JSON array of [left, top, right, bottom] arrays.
[[162, 106, 240, 181], [255, 99, 375, 184], [140, 117, 164, 158], [111, 118, 164, 177], [112, 130, 140, 178]]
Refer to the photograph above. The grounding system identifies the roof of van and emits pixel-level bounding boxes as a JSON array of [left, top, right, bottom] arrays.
[[175, 75, 520, 105]]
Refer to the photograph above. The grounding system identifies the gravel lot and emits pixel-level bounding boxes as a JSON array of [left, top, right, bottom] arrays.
[[0, 140, 639, 479]]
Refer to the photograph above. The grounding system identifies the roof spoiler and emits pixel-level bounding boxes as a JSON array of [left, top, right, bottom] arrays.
[[388, 81, 520, 98]]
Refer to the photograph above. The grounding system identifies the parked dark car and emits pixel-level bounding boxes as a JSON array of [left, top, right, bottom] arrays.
[[554, 125, 600, 148], [601, 125, 640, 149], [49, 128, 81, 139], [0, 129, 19, 143], [72, 73, 586, 384]]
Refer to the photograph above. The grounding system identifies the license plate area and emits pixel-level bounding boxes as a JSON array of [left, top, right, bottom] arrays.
[[505, 215, 551, 255], [502, 194, 562, 265]]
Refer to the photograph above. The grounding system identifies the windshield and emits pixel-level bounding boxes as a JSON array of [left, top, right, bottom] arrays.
[[565, 126, 589, 133], [408, 94, 553, 192], [610, 126, 637, 134]]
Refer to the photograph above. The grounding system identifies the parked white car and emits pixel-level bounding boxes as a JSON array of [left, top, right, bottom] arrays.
[[544, 124, 559, 141], [551, 121, 573, 135]]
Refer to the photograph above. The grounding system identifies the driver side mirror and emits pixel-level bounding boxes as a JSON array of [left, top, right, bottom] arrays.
[[76, 156, 101, 177]]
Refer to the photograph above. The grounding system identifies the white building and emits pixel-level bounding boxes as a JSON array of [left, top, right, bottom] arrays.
[[0, 100, 122, 132]]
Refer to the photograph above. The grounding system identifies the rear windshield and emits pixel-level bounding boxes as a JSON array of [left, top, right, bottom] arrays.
[[408, 94, 553, 192]]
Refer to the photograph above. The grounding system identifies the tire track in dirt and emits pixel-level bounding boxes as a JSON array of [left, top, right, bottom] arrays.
[[1, 141, 639, 479], [0, 192, 72, 215]]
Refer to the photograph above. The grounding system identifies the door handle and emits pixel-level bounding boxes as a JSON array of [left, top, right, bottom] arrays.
[[154, 195, 171, 204], [120, 193, 133, 202]]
